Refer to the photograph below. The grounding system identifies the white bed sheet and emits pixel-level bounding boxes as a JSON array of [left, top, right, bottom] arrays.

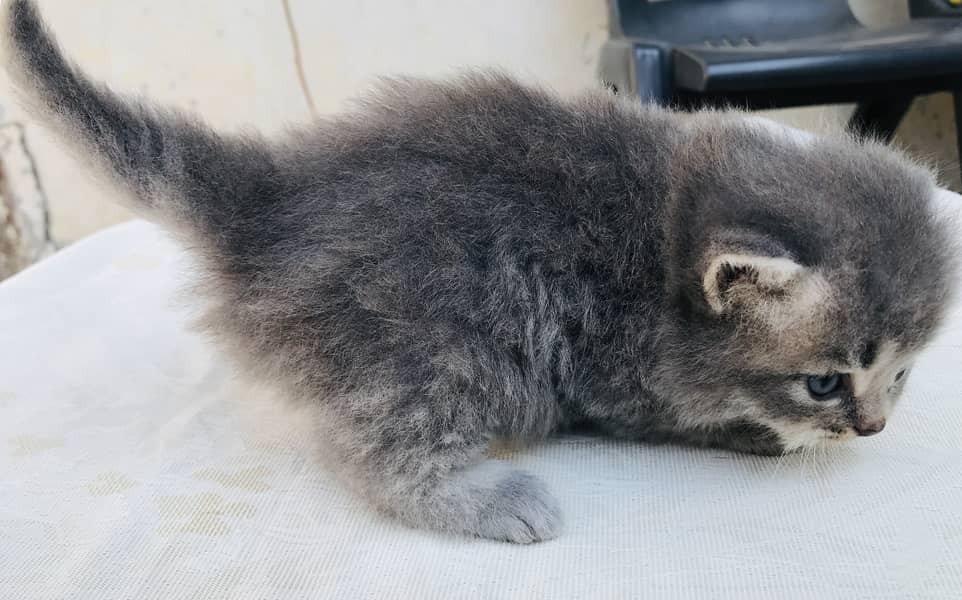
[[2, 192, 962, 600]]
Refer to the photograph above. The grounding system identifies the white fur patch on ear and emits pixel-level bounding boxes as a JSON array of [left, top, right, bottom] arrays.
[[703, 254, 804, 313], [703, 253, 831, 330]]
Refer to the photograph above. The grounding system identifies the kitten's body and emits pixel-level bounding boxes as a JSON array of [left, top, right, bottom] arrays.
[[4, 0, 956, 543]]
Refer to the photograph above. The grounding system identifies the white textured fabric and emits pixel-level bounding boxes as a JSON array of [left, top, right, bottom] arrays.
[[2, 193, 962, 600]]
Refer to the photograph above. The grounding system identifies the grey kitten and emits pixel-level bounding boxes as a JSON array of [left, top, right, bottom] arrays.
[[4, 0, 957, 543]]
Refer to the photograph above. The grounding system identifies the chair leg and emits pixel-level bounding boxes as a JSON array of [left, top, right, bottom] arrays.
[[848, 96, 914, 143], [599, 41, 671, 105], [632, 46, 671, 104]]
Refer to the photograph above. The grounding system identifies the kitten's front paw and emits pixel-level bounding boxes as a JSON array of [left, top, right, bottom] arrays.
[[473, 470, 563, 544]]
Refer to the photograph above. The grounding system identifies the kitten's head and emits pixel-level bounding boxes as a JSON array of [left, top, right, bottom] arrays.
[[661, 114, 958, 452]]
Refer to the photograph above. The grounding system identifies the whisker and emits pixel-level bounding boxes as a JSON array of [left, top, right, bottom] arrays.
[[800, 444, 808, 477], [815, 439, 828, 476], [771, 448, 790, 479]]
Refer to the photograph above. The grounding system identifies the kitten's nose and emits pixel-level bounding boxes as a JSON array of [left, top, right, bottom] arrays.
[[855, 419, 886, 436]]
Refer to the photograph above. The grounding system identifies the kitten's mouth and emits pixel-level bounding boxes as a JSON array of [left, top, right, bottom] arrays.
[[824, 429, 857, 442], [780, 429, 858, 454]]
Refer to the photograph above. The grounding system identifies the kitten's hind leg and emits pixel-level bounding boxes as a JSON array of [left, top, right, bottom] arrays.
[[317, 383, 562, 543]]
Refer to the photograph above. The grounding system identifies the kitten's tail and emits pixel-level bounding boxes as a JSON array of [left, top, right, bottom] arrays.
[[1, 0, 273, 237]]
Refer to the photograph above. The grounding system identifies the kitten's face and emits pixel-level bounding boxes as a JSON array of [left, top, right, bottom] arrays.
[[720, 324, 921, 452], [675, 262, 939, 453], [663, 115, 956, 453]]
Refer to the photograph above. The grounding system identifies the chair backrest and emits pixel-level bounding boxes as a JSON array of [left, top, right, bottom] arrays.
[[609, 0, 859, 45]]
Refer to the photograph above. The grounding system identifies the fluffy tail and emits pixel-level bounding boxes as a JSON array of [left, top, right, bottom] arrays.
[[1, 0, 274, 237]]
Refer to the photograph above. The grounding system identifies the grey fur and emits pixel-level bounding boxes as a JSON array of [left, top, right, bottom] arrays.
[[4, 0, 957, 543]]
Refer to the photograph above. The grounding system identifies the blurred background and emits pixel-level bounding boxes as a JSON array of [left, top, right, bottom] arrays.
[[0, 0, 959, 277]]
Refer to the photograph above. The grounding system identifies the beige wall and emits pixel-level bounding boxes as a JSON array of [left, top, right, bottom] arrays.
[[0, 0, 957, 245]]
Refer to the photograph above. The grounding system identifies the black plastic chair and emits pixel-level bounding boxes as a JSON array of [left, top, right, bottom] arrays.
[[599, 0, 962, 170]]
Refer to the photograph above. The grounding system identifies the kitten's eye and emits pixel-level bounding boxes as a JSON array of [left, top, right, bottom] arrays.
[[806, 374, 842, 398], [894, 369, 906, 382]]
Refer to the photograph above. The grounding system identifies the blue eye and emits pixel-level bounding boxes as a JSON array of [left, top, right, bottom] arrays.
[[807, 374, 842, 398]]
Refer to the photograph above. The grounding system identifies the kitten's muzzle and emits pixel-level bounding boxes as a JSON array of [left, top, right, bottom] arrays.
[[854, 418, 885, 437]]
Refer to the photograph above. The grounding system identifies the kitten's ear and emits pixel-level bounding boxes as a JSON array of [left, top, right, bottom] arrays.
[[702, 253, 827, 323]]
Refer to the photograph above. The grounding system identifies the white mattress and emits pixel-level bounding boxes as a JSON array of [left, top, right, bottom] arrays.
[[3, 192, 962, 600]]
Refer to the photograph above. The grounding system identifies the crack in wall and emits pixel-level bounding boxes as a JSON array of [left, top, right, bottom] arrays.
[[0, 122, 52, 245], [280, 0, 318, 120], [0, 121, 55, 280], [0, 161, 21, 274]]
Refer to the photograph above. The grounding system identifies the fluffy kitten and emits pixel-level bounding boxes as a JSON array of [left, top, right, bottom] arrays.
[[4, 0, 956, 543]]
